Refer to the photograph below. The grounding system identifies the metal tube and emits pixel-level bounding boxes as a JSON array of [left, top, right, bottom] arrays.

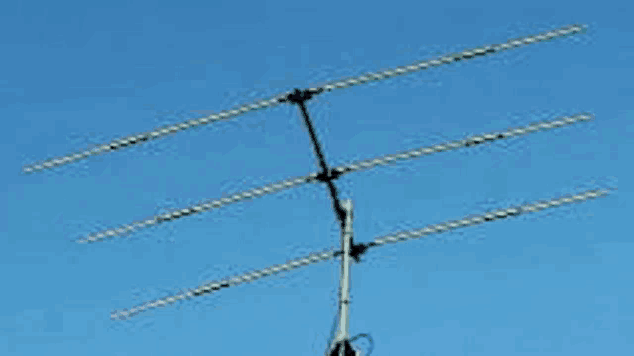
[[335, 200, 354, 349]]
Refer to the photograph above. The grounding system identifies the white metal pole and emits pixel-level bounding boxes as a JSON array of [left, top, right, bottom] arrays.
[[335, 199, 354, 354]]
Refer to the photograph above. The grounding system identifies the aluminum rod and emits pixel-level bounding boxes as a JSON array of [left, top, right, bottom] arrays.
[[22, 24, 587, 174], [109, 187, 613, 320], [77, 113, 593, 244]]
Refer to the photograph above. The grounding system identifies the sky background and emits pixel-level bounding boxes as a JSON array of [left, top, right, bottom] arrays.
[[1, 0, 632, 355]]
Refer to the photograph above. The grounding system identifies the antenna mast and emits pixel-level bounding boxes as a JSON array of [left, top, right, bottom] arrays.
[[285, 88, 363, 354], [328, 200, 358, 356]]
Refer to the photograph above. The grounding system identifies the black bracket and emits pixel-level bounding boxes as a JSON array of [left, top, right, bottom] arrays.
[[281, 88, 324, 105], [315, 168, 344, 183], [349, 242, 370, 263], [328, 339, 357, 356], [334, 240, 376, 263]]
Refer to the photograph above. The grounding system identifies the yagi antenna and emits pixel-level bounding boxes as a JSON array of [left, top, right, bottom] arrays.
[[27, 23, 611, 355]]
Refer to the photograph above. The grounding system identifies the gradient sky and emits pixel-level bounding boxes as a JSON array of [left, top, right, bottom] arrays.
[[1, 0, 632, 355]]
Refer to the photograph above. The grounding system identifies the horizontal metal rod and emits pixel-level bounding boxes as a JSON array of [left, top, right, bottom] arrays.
[[78, 113, 594, 244], [22, 24, 587, 174], [109, 186, 613, 320]]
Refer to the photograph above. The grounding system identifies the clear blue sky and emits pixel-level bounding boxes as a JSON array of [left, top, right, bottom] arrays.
[[1, 0, 632, 355]]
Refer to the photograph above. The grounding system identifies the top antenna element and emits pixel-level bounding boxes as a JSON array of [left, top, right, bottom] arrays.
[[21, 24, 586, 174]]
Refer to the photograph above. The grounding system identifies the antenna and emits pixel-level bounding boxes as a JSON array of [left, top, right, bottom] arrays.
[[25, 23, 613, 355]]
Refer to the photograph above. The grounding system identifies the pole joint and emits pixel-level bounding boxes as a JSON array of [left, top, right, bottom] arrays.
[[334, 241, 376, 263], [315, 168, 344, 184], [282, 88, 324, 105]]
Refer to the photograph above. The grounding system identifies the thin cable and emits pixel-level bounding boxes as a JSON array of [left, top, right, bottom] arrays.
[[306, 24, 586, 95], [76, 113, 593, 244], [349, 333, 374, 356], [324, 302, 342, 356], [109, 186, 613, 320], [22, 24, 586, 174]]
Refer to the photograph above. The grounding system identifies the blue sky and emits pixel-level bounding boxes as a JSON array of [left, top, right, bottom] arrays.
[[1, 0, 632, 355]]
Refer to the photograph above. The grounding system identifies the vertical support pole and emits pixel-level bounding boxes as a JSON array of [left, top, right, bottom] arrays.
[[336, 199, 353, 342], [331, 199, 356, 356], [285, 89, 358, 356]]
